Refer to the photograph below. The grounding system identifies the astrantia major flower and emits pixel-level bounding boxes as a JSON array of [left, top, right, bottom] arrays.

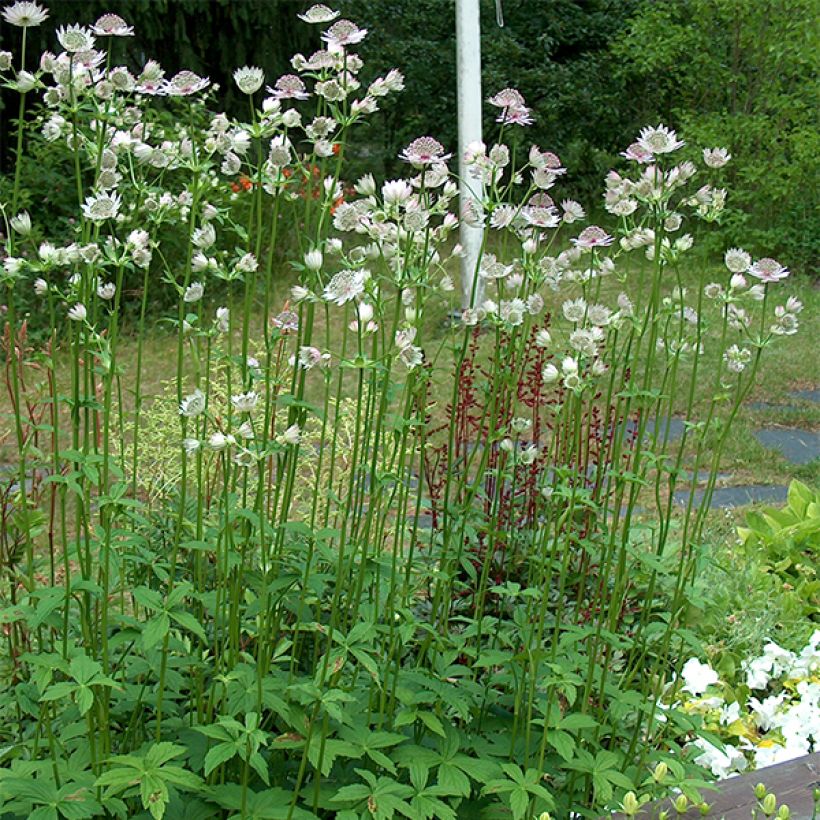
[[81, 191, 121, 223], [297, 4, 340, 23], [97, 281, 116, 300], [268, 74, 308, 101], [488, 87, 532, 126], [561, 200, 585, 223], [297, 346, 329, 369], [233, 65, 264, 95], [399, 136, 451, 168], [67, 303, 87, 322], [164, 70, 210, 96], [2, 0, 48, 27], [10, 211, 31, 235], [179, 389, 206, 417], [321, 19, 367, 47], [323, 269, 366, 305], [620, 141, 654, 164], [723, 344, 752, 373], [184, 282, 204, 303], [56, 24, 96, 53], [724, 247, 751, 273], [572, 225, 613, 250], [749, 257, 789, 283], [703, 147, 731, 168], [637, 124, 684, 155], [231, 391, 259, 413], [91, 13, 134, 36], [278, 424, 301, 446], [382, 179, 412, 205]]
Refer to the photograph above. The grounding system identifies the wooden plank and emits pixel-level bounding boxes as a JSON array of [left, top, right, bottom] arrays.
[[615, 753, 820, 819]]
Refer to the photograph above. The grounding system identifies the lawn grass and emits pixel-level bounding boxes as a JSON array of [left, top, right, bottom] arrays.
[[2, 256, 816, 500]]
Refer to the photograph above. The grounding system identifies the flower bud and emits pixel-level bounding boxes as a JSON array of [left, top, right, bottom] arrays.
[[761, 795, 777, 816], [622, 792, 640, 816], [755, 784, 767, 800], [674, 795, 689, 814], [304, 249, 323, 271], [652, 762, 668, 783]]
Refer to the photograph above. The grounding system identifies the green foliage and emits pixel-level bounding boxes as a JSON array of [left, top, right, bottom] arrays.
[[738, 479, 820, 619], [690, 481, 819, 660]]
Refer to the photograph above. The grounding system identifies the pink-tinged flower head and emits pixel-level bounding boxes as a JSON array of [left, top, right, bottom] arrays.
[[489, 87, 525, 109], [2, 1, 48, 27], [489, 87, 533, 126], [298, 4, 340, 24], [164, 70, 210, 96], [572, 226, 613, 249], [268, 74, 308, 100], [92, 13, 134, 36], [399, 136, 452, 168], [621, 141, 653, 164], [703, 147, 731, 168], [529, 146, 565, 172], [321, 19, 367, 47], [637, 124, 685, 155], [523, 206, 559, 229], [749, 257, 789, 283]]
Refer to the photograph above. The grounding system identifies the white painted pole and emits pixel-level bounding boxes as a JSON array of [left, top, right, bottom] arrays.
[[456, 0, 485, 311]]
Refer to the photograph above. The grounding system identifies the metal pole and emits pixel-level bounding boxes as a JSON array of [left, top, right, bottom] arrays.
[[456, 0, 485, 310]]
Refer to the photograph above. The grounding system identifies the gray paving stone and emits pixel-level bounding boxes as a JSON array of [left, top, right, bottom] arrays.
[[789, 388, 820, 403], [753, 427, 820, 465], [673, 484, 789, 509]]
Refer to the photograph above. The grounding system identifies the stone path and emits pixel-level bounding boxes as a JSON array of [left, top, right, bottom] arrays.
[[671, 387, 818, 509]]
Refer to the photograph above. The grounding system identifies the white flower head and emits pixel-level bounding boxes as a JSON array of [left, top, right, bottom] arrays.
[[92, 13, 133, 36], [230, 390, 259, 414], [724, 248, 751, 273], [323, 269, 366, 306], [703, 147, 731, 168], [97, 281, 116, 300], [637, 124, 684, 155], [233, 65, 264, 95], [278, 423, 301, 446], [680, 657, 719, 695], [297, 4, 340, 23], [81, 191, 121, 223], [179, 388, 206, 418], [2, 1, 48, 27], [542, 363, 559, 383], [67, 303, 87, 322], [304, 249, 323, 271], [56, 24, 96, 53], [184, 282, 204, 303], [10, 211, 32, 235]]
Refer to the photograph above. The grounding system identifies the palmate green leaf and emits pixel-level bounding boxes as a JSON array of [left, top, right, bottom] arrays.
[[40, 682, 77, 703], [210, 784, 319, 819], [28, 807, 58, 820], [203, 742, 238, 776], [142, 613, 171, 650], [409, 791, 457, 820], [169, 610, 207, 643], [75, 686, 94, 717], [547, 729, 575, 762]]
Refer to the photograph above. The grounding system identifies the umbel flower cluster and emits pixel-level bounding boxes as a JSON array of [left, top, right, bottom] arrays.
[[0, 2, 806, 819]]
